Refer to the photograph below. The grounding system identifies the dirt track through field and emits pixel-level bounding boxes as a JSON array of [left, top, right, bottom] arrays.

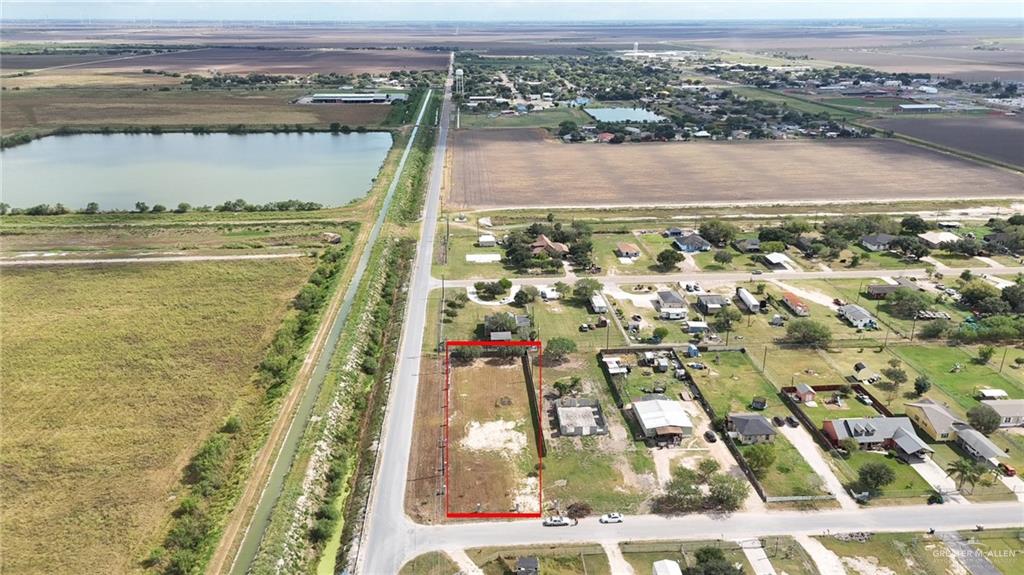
[[450, 129, 1024, 208]]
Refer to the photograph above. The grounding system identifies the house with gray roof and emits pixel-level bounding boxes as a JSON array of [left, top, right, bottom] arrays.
[[822, 416, 933, 460], [982, 399, 1024, 427], [727, 413, 776, 444], [860, 233, 898, 252], [696, 293, 729, 315], [673, 233, 712, 253], [955, 427, 1006, 465], [905, 398, 964, 442], [838, 304, 876, 329]]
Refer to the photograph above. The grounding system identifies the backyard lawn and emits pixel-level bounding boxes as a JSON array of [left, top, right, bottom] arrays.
[[619, 540, 753, 575], [957, 529, 1024, 575], [399, 552, 459, 575], [468, 544, 611, 575], [890, 345, 1024, 411]]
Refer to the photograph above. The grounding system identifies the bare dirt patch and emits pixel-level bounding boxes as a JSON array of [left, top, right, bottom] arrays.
[[450, 129, 1023, 209], [446, 357, 541, 515]]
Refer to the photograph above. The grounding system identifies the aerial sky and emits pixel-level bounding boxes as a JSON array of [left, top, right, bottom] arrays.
[[3, 1, 1022, 22]]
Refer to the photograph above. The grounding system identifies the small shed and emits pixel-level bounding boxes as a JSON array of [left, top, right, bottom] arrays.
[[795, 383, 817, 403], [590, 294, 609, 313], [478, 234, 497, 247]]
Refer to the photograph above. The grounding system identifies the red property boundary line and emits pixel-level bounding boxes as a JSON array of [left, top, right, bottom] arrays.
[[444, 340, 543, 519]]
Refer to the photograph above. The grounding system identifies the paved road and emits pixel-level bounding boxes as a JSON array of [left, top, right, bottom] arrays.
[[437, 265, 1024, 289], [0, 252, 305, 266], [737, 538, 777, 575], [398, 503, 1022, 562], [356, 56, 454, 574]]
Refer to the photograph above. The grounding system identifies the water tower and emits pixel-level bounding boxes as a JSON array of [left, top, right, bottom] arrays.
[[455, 69, 465, 95]]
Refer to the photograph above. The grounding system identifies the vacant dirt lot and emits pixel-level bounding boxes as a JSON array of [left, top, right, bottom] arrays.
[[450, 129, 1024, 208], [872, 114, 1024, 168], [1, 87, 389, 135], [447, 357, 540, 516]]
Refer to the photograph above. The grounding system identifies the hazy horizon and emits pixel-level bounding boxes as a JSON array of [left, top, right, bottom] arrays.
[[3, 1, 1022, 23]]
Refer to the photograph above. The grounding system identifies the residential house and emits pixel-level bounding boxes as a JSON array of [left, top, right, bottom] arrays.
[[656, 290, 688, 320], [684, 320, 709, 334], [555, 398, 608, 437], [956, 427, 1006, 466], [795, 383, 817, 403], [918, 231, 961, 249], [673, 233, 712, 253], [983, 232, 1016, 253], [860, 233, 898, 252], [733, 238, 761, 253], [663, 227, 686, 237], [762, 252, 791, 269], [866, 284, 900, 300], [590, 294, 609, 314], [904, 398, 963, 441], [631, 394, 694, 444], [794, 235, 818, 256], [530, 234, 569, 258], [982, 399, 1024, 427], [736, 287, 760, 313], [727, 413, 777, 444], [478, 233, 497, 247], [616, 242, 642, 258], [696, 293, 729, 315], [484, 312, 532, 341], [838, 304, 876, 329], [596, 132, 615, 143], [781, 292, 809, 316], [822, 416, 934, 460]]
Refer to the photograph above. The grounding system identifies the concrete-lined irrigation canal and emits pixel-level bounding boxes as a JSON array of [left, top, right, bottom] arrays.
[[228, 89, 433, 575]]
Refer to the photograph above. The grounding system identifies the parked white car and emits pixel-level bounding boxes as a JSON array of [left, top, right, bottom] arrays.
[[543, 516, 570, 527], [599, 512, 623, 524]]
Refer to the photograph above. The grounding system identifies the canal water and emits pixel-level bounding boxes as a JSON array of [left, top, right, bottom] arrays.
[[584, 106, 667, 122], [1, 132, 393, 210]]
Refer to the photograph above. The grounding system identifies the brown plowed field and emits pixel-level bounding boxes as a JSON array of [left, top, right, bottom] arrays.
[[450, 129, 1024, 208], [872, 115, 1024, 168]]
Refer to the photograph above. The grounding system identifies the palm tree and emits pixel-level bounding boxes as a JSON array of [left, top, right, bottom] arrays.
[[946, 459, 985, 493]]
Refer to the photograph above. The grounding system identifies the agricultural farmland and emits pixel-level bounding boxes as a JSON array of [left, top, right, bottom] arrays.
[[450, 129, 1024, 208], [0, 258, 316, 575], [872, 114, 1024, 168]]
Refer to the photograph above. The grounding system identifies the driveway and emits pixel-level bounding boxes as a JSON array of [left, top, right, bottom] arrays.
[[938, 532, 1002, 575], [777, 426, 859, 510], [998, 474, 1024, 502], [681, 401, 766, 513], [909, 458, 969, 504], [794, 535, 847, 575], [602, 541, 635, 575], [736, 539, 778, 575]]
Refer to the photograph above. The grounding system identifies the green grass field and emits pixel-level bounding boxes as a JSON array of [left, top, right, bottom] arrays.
[[958, 529, 1024, 575], [619, 540, 753, 575], [0, 259, 315, 575], [469, 544, 611, 575], [890, 345, 1024, 411], [729, 87, 865, 121], [458, 106, 591, 129]]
